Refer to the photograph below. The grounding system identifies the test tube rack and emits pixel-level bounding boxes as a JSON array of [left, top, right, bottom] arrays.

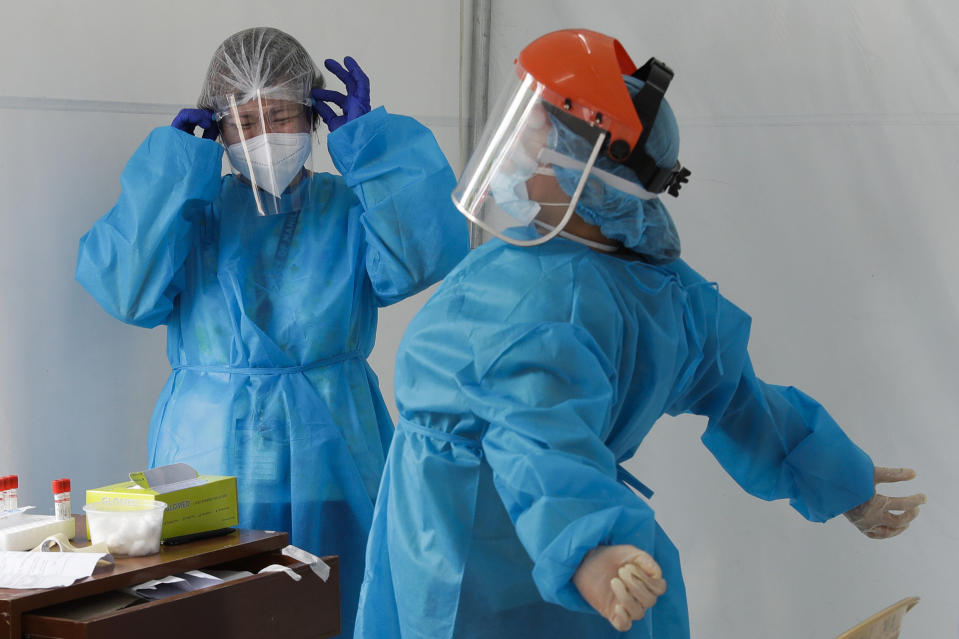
[[0, 512, 76, 551]]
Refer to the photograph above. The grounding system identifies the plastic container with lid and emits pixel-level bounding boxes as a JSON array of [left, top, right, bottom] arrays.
[[83, 500, 167, 557]]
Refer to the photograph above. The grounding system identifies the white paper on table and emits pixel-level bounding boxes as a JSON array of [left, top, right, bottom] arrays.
[[124, 571, 225, 601], [202, 568, 254, 582], [128, 575, 186, 592], [0, 550, 106, 589], [183, 570, 219, 580]]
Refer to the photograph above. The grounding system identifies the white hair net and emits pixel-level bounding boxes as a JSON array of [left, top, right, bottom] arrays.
[[198, 27, 324, 115]]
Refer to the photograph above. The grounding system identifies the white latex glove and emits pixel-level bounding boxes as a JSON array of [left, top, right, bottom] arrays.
[[572, 544, 667, 632], [844, 467, 926, 539]]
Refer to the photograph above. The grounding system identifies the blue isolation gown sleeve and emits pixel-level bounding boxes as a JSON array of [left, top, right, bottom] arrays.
[[327, 107, 468, 306], [665, 262, 875, 522], [76, 127, 223, 327], [466, 322, 659, 614]]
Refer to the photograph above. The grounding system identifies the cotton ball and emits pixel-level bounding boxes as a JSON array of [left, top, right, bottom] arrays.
[[86, 502, 165, 557], [106, 528, 128, 555]]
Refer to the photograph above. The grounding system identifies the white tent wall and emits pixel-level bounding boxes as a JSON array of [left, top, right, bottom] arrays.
[[0, 1, 464, 518], [487, 2, 958, 638], [1, 1, 956, 637]]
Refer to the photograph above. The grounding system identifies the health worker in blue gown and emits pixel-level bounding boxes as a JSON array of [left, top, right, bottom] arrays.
[[354, 29, 925, 639], [76, 27, 468, 638]]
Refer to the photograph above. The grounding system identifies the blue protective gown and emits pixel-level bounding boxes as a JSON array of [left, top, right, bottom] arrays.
[[76, 107, 468, 639], [355, 232, 875, 638]]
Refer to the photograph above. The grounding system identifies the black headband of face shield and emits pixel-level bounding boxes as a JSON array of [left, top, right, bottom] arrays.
[[545, 57, 691, 197], [610, 57, 692, 197]]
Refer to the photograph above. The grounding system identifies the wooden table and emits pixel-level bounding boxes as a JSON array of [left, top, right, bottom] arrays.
[[0, 529, 339, 639]]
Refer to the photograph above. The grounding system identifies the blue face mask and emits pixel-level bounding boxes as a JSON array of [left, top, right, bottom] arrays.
[[488, 141, 543, 224], [489, 172, 540, 224]]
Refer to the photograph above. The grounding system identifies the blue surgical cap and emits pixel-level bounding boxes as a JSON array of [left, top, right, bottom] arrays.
[[550, 75, 681, 264]]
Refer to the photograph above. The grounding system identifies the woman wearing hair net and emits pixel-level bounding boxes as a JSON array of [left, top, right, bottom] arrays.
[[354, 30, 924, 638], [76, 27, 467, 637]]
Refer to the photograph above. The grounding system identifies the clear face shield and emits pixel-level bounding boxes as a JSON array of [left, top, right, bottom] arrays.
[[215, 90, 316, 216], [453, 72, 608, 247]]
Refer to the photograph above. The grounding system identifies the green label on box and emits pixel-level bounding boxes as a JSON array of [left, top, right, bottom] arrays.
[[86, 468, 238, 540]]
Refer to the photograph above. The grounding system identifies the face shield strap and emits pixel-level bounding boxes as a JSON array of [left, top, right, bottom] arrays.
[[631, 158, 692, 197], [607, 57, 693, 197], [630, 58, 673, 149], [538, 148, 660, 201]]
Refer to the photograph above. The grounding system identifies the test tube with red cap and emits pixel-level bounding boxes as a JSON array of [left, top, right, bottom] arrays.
[[6, 475, 17, 511], [0, 476, 9, 511], [52, 478, 71, 520]]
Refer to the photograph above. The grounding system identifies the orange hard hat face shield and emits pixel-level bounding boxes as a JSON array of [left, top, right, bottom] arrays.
[[453, 29, 690, 247], [517, 29, 645, 155]]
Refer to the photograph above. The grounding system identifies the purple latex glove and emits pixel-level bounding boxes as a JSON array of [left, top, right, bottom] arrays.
[[311, 56, 371, 132], [171, 108, 219, 140]]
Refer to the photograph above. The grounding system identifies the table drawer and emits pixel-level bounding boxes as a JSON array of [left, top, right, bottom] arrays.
[[21, 553, 339, 639]]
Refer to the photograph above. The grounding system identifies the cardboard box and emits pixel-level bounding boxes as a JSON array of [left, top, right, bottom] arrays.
[[86, 463, 238, 541]]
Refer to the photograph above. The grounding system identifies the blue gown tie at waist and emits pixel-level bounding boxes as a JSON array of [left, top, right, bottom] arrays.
[[171, 350, 363, 375], [396, 418, 484, 453], [398, 419, 654, 498]]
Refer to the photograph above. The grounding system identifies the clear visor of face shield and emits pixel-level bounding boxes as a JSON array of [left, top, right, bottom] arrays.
[[452, 73, 607, 247], [217, 90, 316, 216]]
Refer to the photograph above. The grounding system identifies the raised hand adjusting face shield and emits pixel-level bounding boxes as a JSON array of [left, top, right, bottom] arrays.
[[216, 90, 316, 216]]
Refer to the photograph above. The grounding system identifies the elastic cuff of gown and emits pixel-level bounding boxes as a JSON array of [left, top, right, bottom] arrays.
[[532, 506, 656, 614], [146, 127, 224, 197], [784, 425, 875, 522], [154, 125, 224, 162], [327, 106, 389, 173]]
